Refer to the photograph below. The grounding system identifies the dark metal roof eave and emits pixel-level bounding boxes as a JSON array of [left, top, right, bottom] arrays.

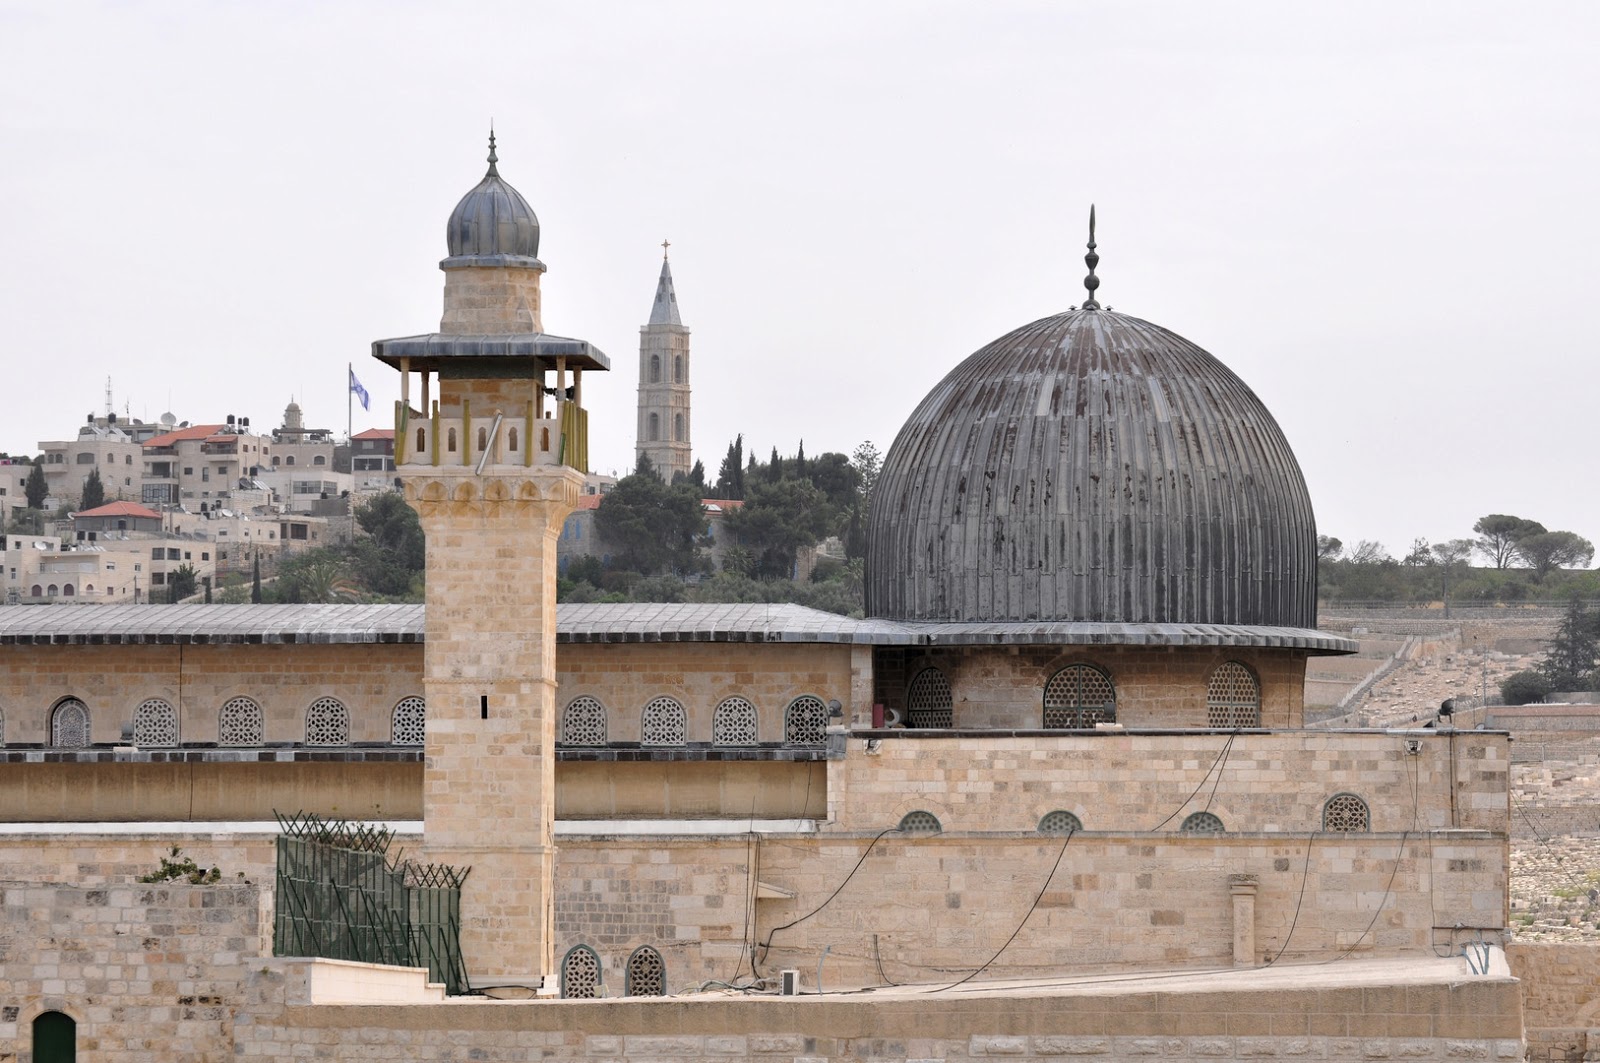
[[370, 333, 611, 372]]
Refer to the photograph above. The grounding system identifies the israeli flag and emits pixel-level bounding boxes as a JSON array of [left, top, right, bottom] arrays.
[[349, 367, 370, 411]]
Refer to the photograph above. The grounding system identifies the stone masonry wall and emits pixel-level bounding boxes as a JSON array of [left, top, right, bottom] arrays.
[[874, 646, 1308, 729], [1506, 942, 1600, 1056], [0, 880, 265, 1063], [829, 732, 1510, 834]]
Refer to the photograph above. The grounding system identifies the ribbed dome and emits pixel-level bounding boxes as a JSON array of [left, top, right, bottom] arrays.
[[865, 309, 1317, 627], [444, 137, 540, 264]]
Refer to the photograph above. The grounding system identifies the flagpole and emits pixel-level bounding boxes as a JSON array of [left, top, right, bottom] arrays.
[[347, 362, 353, 446]]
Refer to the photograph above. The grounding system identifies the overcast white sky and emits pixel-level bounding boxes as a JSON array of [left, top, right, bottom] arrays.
[[2, 1, 1597, 558]]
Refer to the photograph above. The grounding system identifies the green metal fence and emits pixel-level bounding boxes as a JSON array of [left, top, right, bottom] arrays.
[[272, 811, 471, 995]]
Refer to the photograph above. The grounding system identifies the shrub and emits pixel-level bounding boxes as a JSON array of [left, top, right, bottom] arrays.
[[1500, 670, 1554, 706]]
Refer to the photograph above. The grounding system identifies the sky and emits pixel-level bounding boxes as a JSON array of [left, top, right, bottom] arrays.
[[1, 1, 1597, 558]]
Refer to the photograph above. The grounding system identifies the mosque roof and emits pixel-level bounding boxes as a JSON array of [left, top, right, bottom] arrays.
[[0, 603, 1353, 653], [443, 131, 542, 268], [866, 214, 1317, 629]]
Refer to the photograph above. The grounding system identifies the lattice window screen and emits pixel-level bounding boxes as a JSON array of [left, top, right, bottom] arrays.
[[907, 668, 952, 728], [133, 698, 178, 746], [712, 697, 758, 745], [1322, 793, 1370, 832], [641, 696, 686, 746], [219, 697, 263, 746], [625, 946, 666, 997], [1043, 665, 1116, 728], [561, 945, 602, 998], [1038, 810, 1083, 835], [391, 696, 425, 746], [1207, 661, 1261, 728], [305, 697, 349, 746], [1180, 811, 1225, 834], [898, 810, 943, 834], [784, 695, 828, 746], [51, 699, 89, 748], [561, 696, 607, 746]]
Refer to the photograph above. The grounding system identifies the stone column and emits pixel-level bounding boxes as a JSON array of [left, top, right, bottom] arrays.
[[1230, 875, 1258, 968], [405, 463, 582, 990]]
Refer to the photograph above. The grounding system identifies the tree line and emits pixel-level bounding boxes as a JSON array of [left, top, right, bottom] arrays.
[[1319, 513, 1596, 603]]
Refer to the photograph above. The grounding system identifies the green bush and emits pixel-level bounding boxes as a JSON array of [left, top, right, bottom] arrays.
[[1500, 670, 1553, 706]]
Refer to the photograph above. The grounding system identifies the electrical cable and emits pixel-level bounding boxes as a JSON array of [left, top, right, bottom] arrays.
[[925, 829, 1074, 993], [1200, 729, 1239, 814], [757, 826, 900, 964], [1328, 829, 1410, 963], [1262, 830, 1317, 967], [1148, 731, 1235, 831]]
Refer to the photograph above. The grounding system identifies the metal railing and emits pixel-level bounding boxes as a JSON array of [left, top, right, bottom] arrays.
[[271, 811, 471, 995]]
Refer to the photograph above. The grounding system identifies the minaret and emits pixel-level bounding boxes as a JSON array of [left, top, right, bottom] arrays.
[[635, 243, 691, 481], [372, 132, 609, 992]]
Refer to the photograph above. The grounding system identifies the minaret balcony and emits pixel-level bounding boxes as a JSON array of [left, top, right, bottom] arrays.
[[394, 399, 589, 474]]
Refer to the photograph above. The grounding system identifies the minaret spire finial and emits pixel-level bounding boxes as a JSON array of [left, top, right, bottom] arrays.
[[1081, 204, 1101, 310], [487, 125, 499, 177]]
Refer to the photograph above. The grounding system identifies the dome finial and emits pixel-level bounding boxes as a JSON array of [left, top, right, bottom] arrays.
[[1081, 204, 1101, 310], [487, 125, 499, 177]]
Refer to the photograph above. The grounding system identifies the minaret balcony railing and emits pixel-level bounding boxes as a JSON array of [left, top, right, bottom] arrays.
[[394, 399, 589, 474]]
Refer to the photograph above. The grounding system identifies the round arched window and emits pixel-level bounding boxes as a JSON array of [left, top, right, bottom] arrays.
[[1043, 664, 1116, 728]]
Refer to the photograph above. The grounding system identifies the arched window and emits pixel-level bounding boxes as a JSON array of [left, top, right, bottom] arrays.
[[906, 668, 952, 728], [476, 427, 487, 453], [647, 412, 660, 442], [286, 455, 295, 466], [415, 427, 426, 454], [673, 413, 684, 442], [47, 584, 58, 596], [1180, 811, 1225, 834], [305, 697, 349, 746], [446, 428, 457, 453], [560, 944, 602, 998], [508, 426, 519, 454], [1323, 792, 1370, 832], [1038, 810, 1083, 835], [1043, 664, 1116, 728], [33, 1010, 76, 1063], [625, 945, 667, 996], [673, 355, 684, 383], [561, 695, 607, 746], [1207, 661, 1261, 728], [641, 696, 686, 745], [31, 584, 41, 597], [712, 696, 758, 745], [784, 695, 828, 746], [898, 810, 943, 834], [272, 455, 281, 466], [51, 698, 90, 748], [62, 584, 75, 597], [649, 354, 661, 384], [219, 696, 263, 746], [133, 698, 178, 746], [540, 426, 550, 452], [313, 454, 327, 466], [391, 696, 425, 746]]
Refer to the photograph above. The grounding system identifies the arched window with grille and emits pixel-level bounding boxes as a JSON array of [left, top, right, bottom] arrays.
[[219, 696, 263, 746], [898, 810, 943, 834], [625, 945, 667, 996], [1180, 811, 1225, 834], [1038, 810, 1083, 835], [1322, 792, 1370, 832], [561, 944, 602, 998], [641, 696, 686, 745], [1207, 661, 1261, 728], [784, 695, 828, 746], [391, 696, 425, 746], [561, 695, 608, 746], [133, 698, 179, 746], [906, 668, 952, 728], [1043, 664, 1116, 728], [712, 696, 758, 745], [51, 698, 90, 748], [305, 697, 349, 746]]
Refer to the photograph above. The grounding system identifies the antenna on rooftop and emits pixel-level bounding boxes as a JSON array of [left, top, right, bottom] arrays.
[[105, 376, 114, 418]]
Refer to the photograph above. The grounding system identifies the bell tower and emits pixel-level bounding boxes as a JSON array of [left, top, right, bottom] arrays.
[[635, 244, 691, 481], [372, 133, 608, 991]]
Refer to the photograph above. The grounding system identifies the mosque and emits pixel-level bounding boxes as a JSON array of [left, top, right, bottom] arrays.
[[0, 137, 1533, 1059]]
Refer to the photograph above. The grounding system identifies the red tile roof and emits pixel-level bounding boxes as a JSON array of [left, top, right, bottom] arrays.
[[573, 494, 604, 511], [142, 424, 225, 447], [353, 428, 396, 441], [75, 501, 163, 520]]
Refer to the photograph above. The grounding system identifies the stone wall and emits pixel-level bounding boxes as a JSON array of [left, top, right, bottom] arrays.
[[1506, 942, 1600, 1056], [873, 646, 1308, 729], [0, 879, 265, 1063], [828, 732, 1509, 835]]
